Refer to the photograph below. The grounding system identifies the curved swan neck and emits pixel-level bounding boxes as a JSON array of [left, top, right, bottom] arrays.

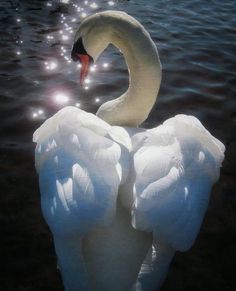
[[95, 11, 162, 126]]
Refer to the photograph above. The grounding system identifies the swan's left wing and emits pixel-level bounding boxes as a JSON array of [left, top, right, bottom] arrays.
[[132, 115, 225, 251], [33, 106, 130, 237]]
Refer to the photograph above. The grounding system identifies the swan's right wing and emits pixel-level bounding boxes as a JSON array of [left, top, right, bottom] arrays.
[[33, 106, 130, 237], [132, 115, 225, 251]]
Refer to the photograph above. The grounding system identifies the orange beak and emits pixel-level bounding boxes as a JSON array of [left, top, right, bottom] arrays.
[[77, 54, 91, 86]]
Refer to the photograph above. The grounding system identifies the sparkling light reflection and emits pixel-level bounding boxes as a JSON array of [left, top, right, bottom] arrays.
[[45, 61, 58, 71], [84, 78, 91, 84], [90, 2, 98, 9], [90, 65, 97, 72], [81, 12, 87, 18], [54, 93, 70, 104], [47, 35, 54, 40], [32, 109, 44, 119], [102, 62, 109, 68], [62, 34, 69, 41]]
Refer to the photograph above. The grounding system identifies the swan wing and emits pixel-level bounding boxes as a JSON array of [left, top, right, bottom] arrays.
[[132, 115, 225, 251], [33, 106, 130, 237]]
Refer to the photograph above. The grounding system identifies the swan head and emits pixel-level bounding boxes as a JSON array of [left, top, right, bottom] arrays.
[[71, 13, 111, 85]]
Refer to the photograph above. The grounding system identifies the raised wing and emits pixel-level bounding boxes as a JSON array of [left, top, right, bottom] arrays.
[[33, 106, 130, 237], [131, 115, 225, 251]]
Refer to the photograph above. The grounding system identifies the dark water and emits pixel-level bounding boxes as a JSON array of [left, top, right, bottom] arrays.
[[0, 0, 236, 290]]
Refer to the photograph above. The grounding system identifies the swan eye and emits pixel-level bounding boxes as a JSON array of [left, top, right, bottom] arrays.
[[71, 37, 93, 63]]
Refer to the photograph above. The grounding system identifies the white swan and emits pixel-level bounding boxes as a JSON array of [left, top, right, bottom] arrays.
[[33, 11, 225, 291]]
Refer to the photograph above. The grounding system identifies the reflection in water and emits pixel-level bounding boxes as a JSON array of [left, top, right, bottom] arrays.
[[44, 61, 58, 71], [84, 78, 91, 84], [90, 65, 97, 72], [102, 62, 109, 68], [53, 92, 70, 105], [90, 2, 99, 9], [81, 12, 88, 18], [108, 1, 115, 6], [32, 109, 45, 119]]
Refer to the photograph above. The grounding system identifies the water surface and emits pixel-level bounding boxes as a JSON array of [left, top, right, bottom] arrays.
[[0, 0, 235, 290]]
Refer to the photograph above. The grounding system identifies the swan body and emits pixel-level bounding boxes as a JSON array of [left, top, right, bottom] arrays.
[[34, 11, 225, 291]]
